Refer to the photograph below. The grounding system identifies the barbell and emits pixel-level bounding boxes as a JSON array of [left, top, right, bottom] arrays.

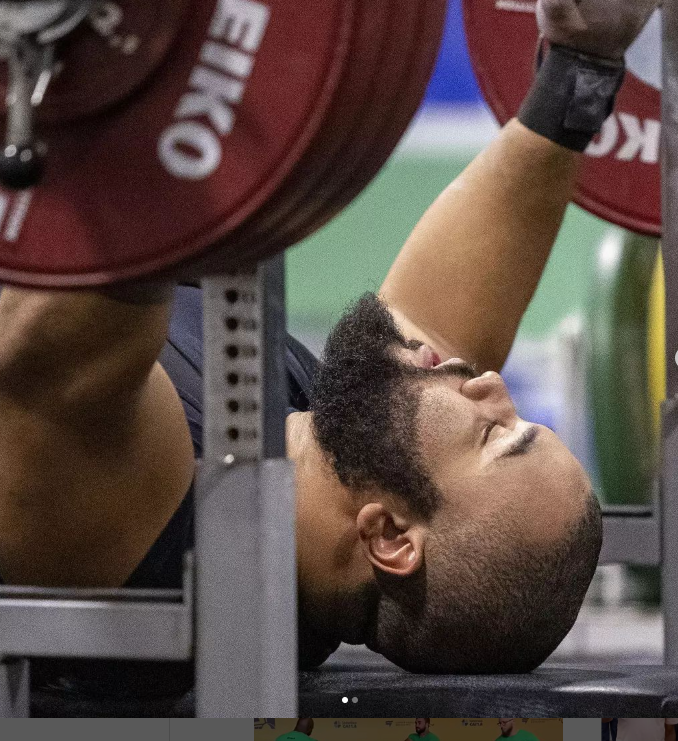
[[0, 0, 447, 287], [0, 0, 662, 290]]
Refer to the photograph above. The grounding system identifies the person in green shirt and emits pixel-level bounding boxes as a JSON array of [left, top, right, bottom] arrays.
[[496, 719, 539, 741], [405, 718, 440, 741], [275, 718, 319, 741]]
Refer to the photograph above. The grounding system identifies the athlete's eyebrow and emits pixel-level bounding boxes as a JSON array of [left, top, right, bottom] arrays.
[[496, 425, 539, 459]]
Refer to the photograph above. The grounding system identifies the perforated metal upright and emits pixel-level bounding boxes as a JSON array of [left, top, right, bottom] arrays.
[[196, 256, 297, 716], [0, 256, 297, 718], [592, 6, 678, 666], [661, 2, 678, 665]]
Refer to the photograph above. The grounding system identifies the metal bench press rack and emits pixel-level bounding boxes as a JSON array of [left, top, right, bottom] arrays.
[[0, 255, 298, 717], [1, 3, 678, 719]]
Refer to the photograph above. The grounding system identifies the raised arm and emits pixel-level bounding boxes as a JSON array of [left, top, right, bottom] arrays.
[[0, 285, 194, 586], [381, 0, 659, 372], [380, 120, 575, 371]]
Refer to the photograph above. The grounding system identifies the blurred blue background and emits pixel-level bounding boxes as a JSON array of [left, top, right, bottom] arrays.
[[423, 0, 483, 105]]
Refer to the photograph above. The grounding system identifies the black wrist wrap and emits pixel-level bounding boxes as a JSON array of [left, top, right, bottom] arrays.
[[517, 44, 625, 152]]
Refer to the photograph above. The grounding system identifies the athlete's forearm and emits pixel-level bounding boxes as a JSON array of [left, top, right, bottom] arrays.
[[381, 119, 577, 371]]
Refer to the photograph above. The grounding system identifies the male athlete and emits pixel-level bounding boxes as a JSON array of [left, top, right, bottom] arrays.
[[275, 719, 318, 741], [0, 0, 658, 703], [496, 720, 539, 741], [404, 718, 439, 741], [603, 719, 677, 741]]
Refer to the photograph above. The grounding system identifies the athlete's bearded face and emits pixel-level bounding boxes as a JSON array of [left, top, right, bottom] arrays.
[[300, 293, 597, 673], [311, 292, 590, 532]]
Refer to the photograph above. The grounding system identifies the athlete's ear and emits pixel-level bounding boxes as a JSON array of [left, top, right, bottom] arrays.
[[356, 502, 425, 576]]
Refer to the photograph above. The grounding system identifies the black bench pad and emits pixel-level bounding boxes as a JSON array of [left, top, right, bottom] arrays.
[[25, 648, 678, 716], [300, 647, 678, 716]]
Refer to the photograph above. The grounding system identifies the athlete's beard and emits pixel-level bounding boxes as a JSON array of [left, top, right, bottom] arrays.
[[297, 580, 379, 668], [310, 292, 441, 518]]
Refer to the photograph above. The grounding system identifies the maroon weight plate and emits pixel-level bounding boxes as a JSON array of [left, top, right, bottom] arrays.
[[0, 0, 353, 286], [205, 0, 390, 269], [18, 0, 191, 122], [247, 0, 421, 259], [279, 0, 448, 249], [463, 0, 661, 236]]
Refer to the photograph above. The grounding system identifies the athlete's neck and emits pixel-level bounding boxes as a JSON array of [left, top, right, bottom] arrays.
[[286, 411, 372, 645]]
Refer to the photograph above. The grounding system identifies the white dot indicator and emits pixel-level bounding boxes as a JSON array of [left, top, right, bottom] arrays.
[[352, 696, 358, 703], [675, 349, 678, 367], [341, 696, 348, 704]]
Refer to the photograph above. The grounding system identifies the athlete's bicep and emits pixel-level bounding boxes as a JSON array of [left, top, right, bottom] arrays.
[[0, 362, 194, 586]]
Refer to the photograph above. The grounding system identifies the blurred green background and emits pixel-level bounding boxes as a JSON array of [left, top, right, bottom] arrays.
[[286, 150, 610, 344]]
